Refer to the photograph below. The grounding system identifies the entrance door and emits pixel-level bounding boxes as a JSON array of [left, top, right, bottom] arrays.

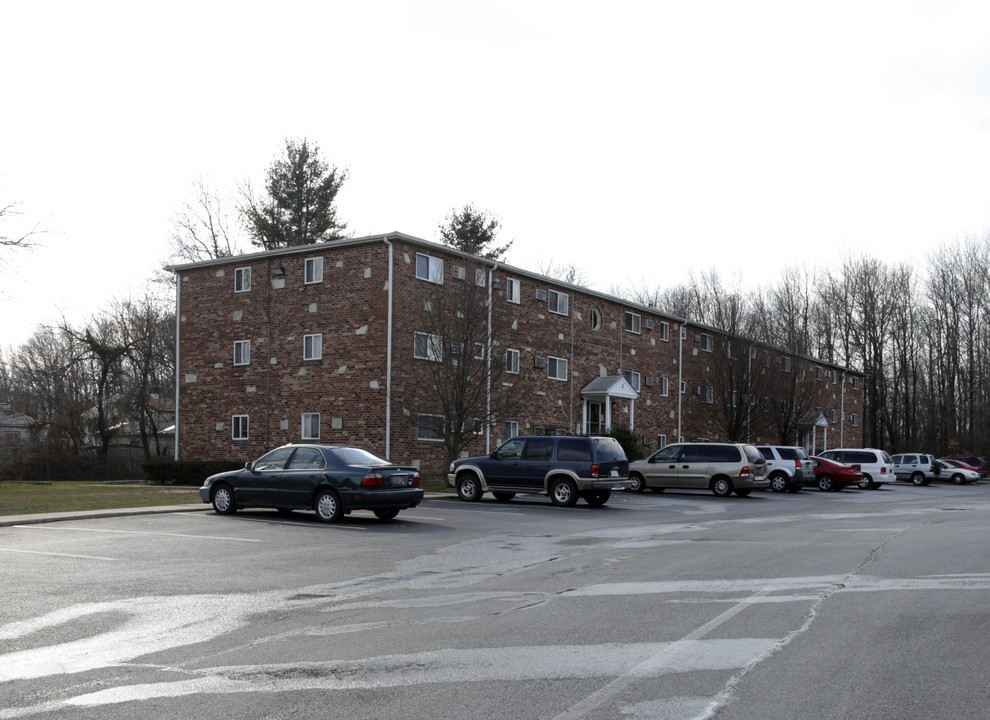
[[586, 401, 605, 435]]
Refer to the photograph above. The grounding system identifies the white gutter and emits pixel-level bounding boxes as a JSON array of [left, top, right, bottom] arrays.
[[173, 271, 181, 461], [384, 237, 394, 460]]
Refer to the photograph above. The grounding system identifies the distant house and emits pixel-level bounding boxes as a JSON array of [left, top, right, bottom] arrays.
[[167, 232, 863, 476], [0, 402, 34, 445]]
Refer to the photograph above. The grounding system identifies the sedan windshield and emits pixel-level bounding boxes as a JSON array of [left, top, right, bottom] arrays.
[[332, 447, 391, 466]]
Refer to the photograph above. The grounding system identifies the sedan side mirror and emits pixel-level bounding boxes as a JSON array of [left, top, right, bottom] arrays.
[[244, 461, 255, 472]]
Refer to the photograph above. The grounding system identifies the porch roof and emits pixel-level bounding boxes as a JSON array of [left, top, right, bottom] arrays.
[[580, 376, 639, 400]]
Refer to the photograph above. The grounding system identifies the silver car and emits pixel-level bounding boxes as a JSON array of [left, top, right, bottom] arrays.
[[628, 442, 769, 497]]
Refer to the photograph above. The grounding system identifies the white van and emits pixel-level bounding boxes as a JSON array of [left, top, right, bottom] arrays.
[[817, 448, 894, 489]]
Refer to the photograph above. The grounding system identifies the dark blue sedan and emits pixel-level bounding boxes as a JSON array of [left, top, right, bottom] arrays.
[[200, 444, 423, 522]]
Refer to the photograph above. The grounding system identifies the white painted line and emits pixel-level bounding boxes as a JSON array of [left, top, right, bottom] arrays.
[[0, 548, 115, 561], [14, 526, 261, 543]]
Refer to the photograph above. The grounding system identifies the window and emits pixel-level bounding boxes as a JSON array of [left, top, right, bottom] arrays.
[[303, 334, 322, 361], [473, 342, 485, 360], [831, 408, 838, 423], [680, 326, 687, 340], [417, 413, 445, 441], [548, 356, 568, 381], [657, 433, 667, 449], [504, 420, 519, 439], [658, 376, 669, 397], [779, 355, 792, 372], [233, 340, 250, 366], [700, 333, 713, 352], [301, 413, 321, 440], [450, 341, 464, 355], [850, 412, 860, 427], [680, 380, 687, 394], [728, 341, 739, 360], [506, 277, 521, 303], [304, 257, 323, 284], [623, 370, 641, 392], [659, 321, 670, 342], [590, 308, 602, 331], [548, 289, 569, 316], [851, 376, 860, 390], [475, 268, 486, 287], [234, 267, 251, 293], [416, 253, 443, 284], [727, 390, 738, 407], [815, 366, 824, 381], [414, 332, 442, 362], [624, 311, 641, 334], [505, 348, 520, 374], [232, 414, 249, 440], [700, 385, 714, 403]]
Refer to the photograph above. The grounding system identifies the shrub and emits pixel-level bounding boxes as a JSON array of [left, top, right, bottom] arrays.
[[609, 422, 645, 461], [142, 460, 243, 486]]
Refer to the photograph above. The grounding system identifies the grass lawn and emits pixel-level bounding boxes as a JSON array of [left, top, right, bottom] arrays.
[[0, 480, 452, 516], [0, 481, 203, 516]]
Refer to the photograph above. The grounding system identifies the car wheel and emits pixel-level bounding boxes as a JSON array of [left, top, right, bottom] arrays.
[[583, 490, 611, 507], [211, 484, 236, 515], [373, 508, 400, 521], [817, 475, 835, 492], [859, 475, 872, 489], [492, 491, 515, 502], [711, 476, 733, 497], [953, 473, 964, 485], [628, 473, 646, 493], [911, 472, 926, 486], [549, 478, 579, 506], [314, 489, 343, 523], [769, 473, 789, 492], [734, 488, 751, 497], [456, 473, 484, 501]]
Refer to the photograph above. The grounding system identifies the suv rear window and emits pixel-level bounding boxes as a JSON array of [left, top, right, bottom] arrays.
[[777, 447, 808, 460], [591, 437, 626, 462], [557, 438, 593, 462]]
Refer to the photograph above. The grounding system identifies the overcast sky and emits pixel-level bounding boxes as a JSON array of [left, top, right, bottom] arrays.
[[3, 0, 990, 348]]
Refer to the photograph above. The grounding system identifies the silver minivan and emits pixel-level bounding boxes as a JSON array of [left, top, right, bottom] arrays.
[[628, 442, 769, 497]]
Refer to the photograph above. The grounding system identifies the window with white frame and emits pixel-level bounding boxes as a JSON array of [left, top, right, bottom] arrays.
[[624, 311, 641, 334], [415, 253, 444, 284], [475, 268, 486, 287], [506, 277, 521, 304], [417, 413, 445, 441], [680, 380, 687, 394], [779, 355, 792, 372], [473, 342, 485, 360], [233, 340, 250, 366], [850, 412, 859, 427], [303, 334, 322, 361], [505, 420, 519, 439], [505, 348, 520, 374], [815, 366, 824, 381], [659, 321, 670, 342], [234, 267, 251, 293], [831, 408, 837, 423], [657, 433, 667, 449], [623, 370, 641, 392], [232, 414, 249, 440], [728, 341, 739, 360], [727, 390, 738, 407], [658, 376, 669, 397], [301, 412, 321, 440], [548, 356, 568, 380], [414, 332, 442, 362], [304, 257, 324, 284], [548, 289, 569, 316], [851, 376, 860, 390], [701, 333, 713, 352], [700, 385, 714, 403], [590, 308, 602, 331]]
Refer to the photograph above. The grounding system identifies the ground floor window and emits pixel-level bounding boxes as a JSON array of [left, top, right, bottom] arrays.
[[418, 413, 445, 441], [301, 412, 321, 440], [232, 414, 249, 440]]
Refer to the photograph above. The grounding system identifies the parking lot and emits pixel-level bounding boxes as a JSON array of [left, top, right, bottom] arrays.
[[3, 481, 990, 719]]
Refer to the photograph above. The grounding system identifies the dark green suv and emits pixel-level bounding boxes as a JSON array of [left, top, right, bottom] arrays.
[[447, 435, 630, 507]]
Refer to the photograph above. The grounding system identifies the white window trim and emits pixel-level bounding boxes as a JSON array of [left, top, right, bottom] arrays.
[[624, 311, 642, 334], [304, 257, 324, 284], [414, 332, 443, 362], [659, 376, 669, 397], [417, 413, 445, 442], [416, 253, 444, 284], [701, 333, 713, 352], [232, 414, 249, 441], [505, 348, 520, 374], [548, 289, 569, 316], [700, 385, 714, 404], [624, 370, 641, 392], [303, 333, 323, 361], [659, 321, 670, 342], [506, 277, 521, 304], [301, 412, 321, 440], [475, 268, 486, 287], [473, 342, 485, 360], [547, 355, 568, 381], [233, 340, 250, 366], [234, 267, 251, 293]]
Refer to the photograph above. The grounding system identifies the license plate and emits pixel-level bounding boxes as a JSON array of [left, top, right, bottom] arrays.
[[391, 476, 407, 486], [610, 469, 619, 477]]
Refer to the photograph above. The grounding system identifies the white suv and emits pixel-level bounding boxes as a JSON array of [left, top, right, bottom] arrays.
[[756, 445, 814, 492], [890, 453, 936, 485], [817, 448, 894, 489]]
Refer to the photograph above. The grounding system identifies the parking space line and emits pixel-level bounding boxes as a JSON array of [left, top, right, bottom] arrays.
[[14, 525, 261, 542], [0, 548, 116, 561]]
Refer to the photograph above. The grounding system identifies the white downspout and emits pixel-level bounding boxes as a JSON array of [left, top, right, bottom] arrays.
[[839, 370, 846, 449], [173, 271, 181, 461], [486, 263, 495, 453], [384, 237, 394, 460], [677, 324, 684, 442]]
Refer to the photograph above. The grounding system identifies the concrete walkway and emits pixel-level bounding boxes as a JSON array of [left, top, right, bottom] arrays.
[[0, 504, 211, 527]]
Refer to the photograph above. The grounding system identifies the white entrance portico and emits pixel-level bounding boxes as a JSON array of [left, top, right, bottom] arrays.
[[580, 376, 639, 435]]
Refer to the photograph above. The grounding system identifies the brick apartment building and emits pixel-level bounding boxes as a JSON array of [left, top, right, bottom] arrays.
[[168, 232, 863, 478]]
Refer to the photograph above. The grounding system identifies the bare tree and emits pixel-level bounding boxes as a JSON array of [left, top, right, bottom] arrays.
[[168, 177, 241, 263]]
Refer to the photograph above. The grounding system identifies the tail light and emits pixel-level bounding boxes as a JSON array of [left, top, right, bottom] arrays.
[[590, 464, 601, 478], [851, 464, 861, 472], [794, 460, 801, 471], [412, 472, 421, 486], [739, 465, 751, 478], [880, 466, 887, 474], [361, 472, 384, 487]]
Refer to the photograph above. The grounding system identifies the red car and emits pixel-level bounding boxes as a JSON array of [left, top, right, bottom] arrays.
[[811, 456, 864, 492]]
